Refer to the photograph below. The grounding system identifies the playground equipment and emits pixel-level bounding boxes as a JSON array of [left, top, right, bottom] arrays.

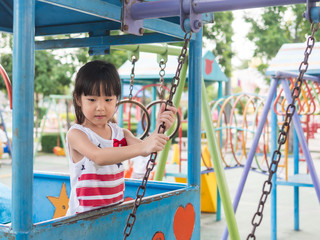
[[264, 41, 320, 239], [116, 55, 151, 139], [34, 95, 73, 160], [0, 64, 13, 159], [1, 1, 320, 240]]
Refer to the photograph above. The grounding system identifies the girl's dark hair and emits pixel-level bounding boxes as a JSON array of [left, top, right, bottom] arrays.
[[73, 60, 121, 124]]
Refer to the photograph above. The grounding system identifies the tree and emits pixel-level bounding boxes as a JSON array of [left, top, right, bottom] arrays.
[[203, 11, 235, 78], [75, 47, 128, 69], [244, 4, 318, 73]]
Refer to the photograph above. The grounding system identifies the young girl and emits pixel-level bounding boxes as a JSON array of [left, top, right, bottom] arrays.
[[66, 60, 177, 215]]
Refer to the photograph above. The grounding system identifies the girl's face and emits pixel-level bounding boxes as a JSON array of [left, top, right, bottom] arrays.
[[79, 90, 117, 128]]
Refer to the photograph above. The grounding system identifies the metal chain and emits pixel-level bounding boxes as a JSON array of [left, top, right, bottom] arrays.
[[123, 32, 192, 240], [159, 59, 166, 100], [247, 22, 319, 240], [128, 57, 137, 100]]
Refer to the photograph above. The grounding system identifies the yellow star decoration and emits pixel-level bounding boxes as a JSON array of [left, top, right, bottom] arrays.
[[47, 182, 69, 219]]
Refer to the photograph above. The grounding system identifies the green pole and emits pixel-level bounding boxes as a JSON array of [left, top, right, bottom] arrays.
[[154, 59, 188, 181], [112, 44, 182, 57], [201, 79, 240, 240]]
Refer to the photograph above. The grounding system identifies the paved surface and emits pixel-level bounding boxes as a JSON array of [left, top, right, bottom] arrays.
[[1, 136, 320, 239]]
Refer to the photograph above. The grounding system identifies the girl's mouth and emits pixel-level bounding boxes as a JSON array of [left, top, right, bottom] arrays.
[[95, 115, 105, 120]]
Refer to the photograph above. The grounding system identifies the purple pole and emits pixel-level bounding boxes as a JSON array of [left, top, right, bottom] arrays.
[[281, 79, 320, 202], [130, 0, 318, 20], [221, 79, 278, 240]]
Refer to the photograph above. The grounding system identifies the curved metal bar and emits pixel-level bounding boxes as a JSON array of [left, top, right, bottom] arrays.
[[117, 99, 151, 140], [0, 64, 12, 109], [228, 94, 248, 166], [141, 99, 180, 140]]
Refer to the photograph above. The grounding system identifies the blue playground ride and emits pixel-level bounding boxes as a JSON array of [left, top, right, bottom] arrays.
[[0, 1, 319, 240]]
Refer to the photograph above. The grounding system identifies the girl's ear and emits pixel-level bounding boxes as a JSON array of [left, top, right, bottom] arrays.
[[75, 96, 82, 107]]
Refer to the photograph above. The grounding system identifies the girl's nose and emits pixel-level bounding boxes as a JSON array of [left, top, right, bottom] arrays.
[[96, 100, 104, 110]]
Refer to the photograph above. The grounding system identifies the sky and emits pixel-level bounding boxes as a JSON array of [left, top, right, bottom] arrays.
[[231, 10, 256, 67]]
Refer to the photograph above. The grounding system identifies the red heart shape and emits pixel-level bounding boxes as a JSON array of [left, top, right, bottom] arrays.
[[173, 203, 195, 240]]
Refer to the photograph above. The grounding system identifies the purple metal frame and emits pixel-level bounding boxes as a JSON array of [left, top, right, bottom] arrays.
[[123, 0, 319, 35], [222, 75, 320, 239]]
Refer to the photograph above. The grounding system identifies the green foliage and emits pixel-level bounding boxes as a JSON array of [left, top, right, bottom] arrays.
[[41, 133, 64, 153], [244, 4, 319, 73], [203, 12, 235, 78], [75, 48, 128, 69], [60, 113, 76, 122]]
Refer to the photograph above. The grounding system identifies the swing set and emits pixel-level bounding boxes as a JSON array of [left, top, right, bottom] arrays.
[[1, 0, 320, 240]]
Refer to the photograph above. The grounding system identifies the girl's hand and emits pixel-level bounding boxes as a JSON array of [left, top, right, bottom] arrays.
[[156, 103, 177, 132], [141, 132, 169, 156]]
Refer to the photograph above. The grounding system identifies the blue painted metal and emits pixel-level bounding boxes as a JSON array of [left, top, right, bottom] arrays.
[[2, 0, 319, 239], [38, 0, 122, 22], [0, 182, 11, 224], [35, 21, 120, 36], [188, 30, 202, 187], [187, 29, 202, 240], [270, 85, 278, 240], [35, 33, 182, 50], [293, 128, 300, 230], [12, 1, 35, 239], [30, 186, 198, 239], [151, 86, 157, 132], [311, 7, 320, 22], [32, 172, 187, 223], [274, 71, 320, 83], [305, 0, 317, 22]]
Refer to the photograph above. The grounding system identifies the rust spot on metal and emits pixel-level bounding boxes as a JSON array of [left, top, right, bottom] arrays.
[[13, 128, 19, 137]]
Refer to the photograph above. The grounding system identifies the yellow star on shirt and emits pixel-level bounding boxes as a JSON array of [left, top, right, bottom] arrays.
[[47, 182, 69, 219]]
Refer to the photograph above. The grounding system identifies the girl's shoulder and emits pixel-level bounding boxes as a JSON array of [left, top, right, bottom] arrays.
[[108, 122, 124, 139], [67, 124, 92, 140]]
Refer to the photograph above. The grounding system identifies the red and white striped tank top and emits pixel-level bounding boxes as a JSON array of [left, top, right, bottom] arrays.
[[66, 123, 127, 215]]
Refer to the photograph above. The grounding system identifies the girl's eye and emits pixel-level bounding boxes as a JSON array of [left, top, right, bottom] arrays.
[[88, 98, 95, 102], [105, 99, 112, 102]]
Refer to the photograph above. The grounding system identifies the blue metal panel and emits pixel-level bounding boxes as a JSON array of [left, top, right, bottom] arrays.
[[38, 0, 122, 22], [35, 33, 182, 50], [12, 1, 35, 239], [32, 172, 187, 223], [35, 21, 120, 36], [30, 187, 199, 240]]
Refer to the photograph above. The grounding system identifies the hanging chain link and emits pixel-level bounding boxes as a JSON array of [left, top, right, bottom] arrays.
[[159, 59, 166, 100], [128, 57, 137, 100], [247, 22, 319, 240], [123, 32, 192, 240]]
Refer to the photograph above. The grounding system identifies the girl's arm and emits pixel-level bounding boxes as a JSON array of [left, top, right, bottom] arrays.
[[67, 128, 168, 166]]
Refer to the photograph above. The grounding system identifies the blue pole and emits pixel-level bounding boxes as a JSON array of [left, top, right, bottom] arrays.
[[270, 80, 278, 240], [217, 81, 223, 221], [188, 30, 202, 187], [12, 0, 35, 239], [119, 82, 124, 128], [293, 127, 300, 230], [188, 29, 202, 239], [222, 78, 278, 240], [151, 86, 157, 131]]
